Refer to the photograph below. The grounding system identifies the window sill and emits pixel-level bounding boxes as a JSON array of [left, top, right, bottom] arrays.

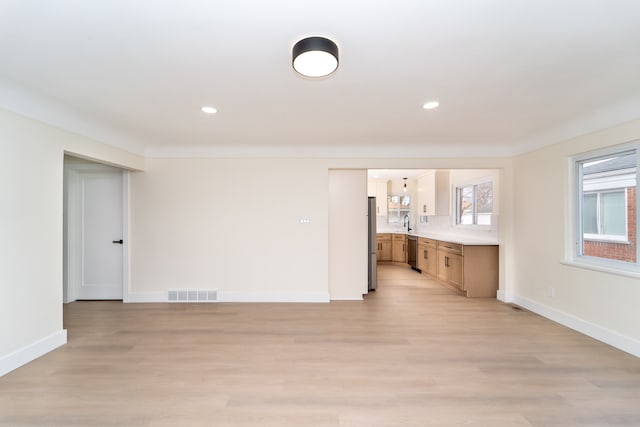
[[584, 234, 630, 244], [561, 259, 640, 279], [455, 224, 492, 232]]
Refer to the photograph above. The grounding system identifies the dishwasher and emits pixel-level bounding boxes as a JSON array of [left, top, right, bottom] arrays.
[[407, 235, 420, 272]]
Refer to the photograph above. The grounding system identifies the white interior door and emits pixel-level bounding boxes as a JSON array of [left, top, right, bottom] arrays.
[[67, 166, 124, 300]]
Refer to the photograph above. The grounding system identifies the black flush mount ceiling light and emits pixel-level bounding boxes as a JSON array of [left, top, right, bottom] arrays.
[[292, 36, 339, 78]]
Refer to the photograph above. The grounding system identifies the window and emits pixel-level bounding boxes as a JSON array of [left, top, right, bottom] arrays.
[[387, 195, 411, 223], [574, 147, 637, 266], [456, 181, 493, 226], [583, 190, 627, 240]]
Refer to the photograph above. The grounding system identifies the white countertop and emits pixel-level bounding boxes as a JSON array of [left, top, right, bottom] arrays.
[[377, 229, 498, 246]]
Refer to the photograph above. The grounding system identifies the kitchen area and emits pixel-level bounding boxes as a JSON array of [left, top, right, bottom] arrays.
[[368, 169, 500, 298]]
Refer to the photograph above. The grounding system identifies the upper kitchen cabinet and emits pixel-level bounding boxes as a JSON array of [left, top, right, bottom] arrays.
[[367, 181, 388, 216], [417, 170, 450, 216]]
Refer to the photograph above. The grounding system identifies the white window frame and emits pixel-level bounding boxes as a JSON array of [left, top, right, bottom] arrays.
[[454, 178, 493, 230], [565, 141, 640, 277], [583, 188, 629, 243]]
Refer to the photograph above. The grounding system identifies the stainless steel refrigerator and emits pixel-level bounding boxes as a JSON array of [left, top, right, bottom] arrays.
[[368, 197, 377, 291]]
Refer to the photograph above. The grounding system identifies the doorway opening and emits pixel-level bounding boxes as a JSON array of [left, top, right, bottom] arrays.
[[367, 168, 501, 295], [63, 155, 129, 303]]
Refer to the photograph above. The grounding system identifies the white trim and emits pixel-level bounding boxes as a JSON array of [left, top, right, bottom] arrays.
[[64, 168, 79, 303], [513, 295, 640, 358], [560, 259, 640, 279], [496, 289, 507, 302], [0, 330, 67, 377], [64, 162, 128, 302], [219, 292, 330, 303], [122, 171, 131, 301], [124, 291, 331, 303], [124, 292, 167, 303], [454, 178, 494, 228], [584, 233, 629, 244], [144, 144, 513, 159], [568, 141, 640, 271]]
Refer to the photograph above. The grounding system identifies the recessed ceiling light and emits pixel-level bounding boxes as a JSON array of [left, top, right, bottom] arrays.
[[422, 101, 440, 110], [201, 106, 217, 114]]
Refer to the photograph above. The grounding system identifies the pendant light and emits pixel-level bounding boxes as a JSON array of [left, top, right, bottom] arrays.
[[292, 36, 339, 78]]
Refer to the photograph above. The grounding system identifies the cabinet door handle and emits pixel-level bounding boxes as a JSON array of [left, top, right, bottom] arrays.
[[424, 250, 428, 259], [445, 256, 449, 267], [423, 204, 426, 213]]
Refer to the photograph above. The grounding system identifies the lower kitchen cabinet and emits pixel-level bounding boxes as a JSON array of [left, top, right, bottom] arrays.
[[436, 242, 463, 289], [376, 233, 392, 261], [435, 241, 498, 298], [417, 238, 437, 277], [391, 234, 407, 263]]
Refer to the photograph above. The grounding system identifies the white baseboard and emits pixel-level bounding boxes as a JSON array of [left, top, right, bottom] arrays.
[[0, 329, 67, 377], [514, 294, 640, 358], [497, 289, 515, 303], [124, 291, 330, 303], [124, 291, 167, 303], [219, 291, 330, 303]]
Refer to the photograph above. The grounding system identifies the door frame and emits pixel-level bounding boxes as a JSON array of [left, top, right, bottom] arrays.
[[64, 161, 130, 303]]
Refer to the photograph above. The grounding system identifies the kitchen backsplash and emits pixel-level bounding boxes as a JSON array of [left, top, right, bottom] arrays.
[[377, 214, 499, 242]]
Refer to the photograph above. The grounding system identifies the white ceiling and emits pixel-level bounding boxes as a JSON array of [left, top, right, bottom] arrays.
[[2, 1, 640, 157]]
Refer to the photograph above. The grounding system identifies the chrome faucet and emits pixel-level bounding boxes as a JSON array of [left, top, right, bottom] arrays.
[[403, 215, 412, 232]]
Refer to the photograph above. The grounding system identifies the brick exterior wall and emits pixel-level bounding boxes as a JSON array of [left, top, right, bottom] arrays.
[[584, 186, 636, 262]]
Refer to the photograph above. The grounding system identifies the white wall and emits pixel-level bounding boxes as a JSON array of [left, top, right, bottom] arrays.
[[0, 109, 144, 375], [328, 169, 368, 300], [512, 117, 640, 356], [130, 158, 331, 302]]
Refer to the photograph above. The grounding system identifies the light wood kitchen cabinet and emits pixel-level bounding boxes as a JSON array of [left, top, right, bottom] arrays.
[[436, 242, 463, 289], [435, 240, 498, 297], [368, 181, 388, 216], [417, 237, 437, 277], [376, 233, 392, 262], [392, 234, 407, 263]]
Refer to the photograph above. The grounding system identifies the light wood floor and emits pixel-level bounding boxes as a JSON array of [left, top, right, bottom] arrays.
[[1, 264, 640, 426]]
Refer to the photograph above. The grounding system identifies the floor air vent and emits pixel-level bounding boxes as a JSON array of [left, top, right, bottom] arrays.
[[167, 289, 218, 302]]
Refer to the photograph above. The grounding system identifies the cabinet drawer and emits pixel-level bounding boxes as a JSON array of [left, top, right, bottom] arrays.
[[418, 237, 437, 247], [392, 234, 406, 241], [377, 233, 391, 241], [437, 241, 463, 255]]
